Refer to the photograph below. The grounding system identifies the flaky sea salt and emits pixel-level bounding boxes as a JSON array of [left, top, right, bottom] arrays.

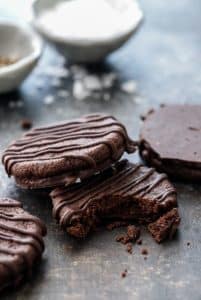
[[43, 66, 69, 78], [121, 80, 137, 94], [72, 80, 89, 101], [83, 75, 102, 91], [44, 95, 55, 105], [70, 65, 87, 80], [102, 73, 117, 88]]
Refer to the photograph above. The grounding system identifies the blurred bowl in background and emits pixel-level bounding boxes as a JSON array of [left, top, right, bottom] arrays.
[[32, 0, 143, 63], [0, 19, 42, 94]]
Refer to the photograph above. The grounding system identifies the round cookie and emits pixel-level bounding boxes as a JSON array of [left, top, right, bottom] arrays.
[[0, 198, 46, 292], [139, 105, 201, 181], [2, 114, 136, 189]]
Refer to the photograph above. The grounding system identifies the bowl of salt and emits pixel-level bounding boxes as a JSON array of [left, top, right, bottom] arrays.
[[32, 0, 143, 63]]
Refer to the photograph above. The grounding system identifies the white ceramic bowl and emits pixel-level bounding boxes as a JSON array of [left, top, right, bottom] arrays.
[[0, 20, 42, 94], [32, 0, 143, 63]]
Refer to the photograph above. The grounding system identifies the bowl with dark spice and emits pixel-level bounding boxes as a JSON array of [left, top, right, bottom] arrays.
[[0, 19, 42, 93]]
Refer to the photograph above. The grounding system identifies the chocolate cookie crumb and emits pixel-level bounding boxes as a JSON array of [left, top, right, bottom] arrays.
[[187, 242, 191, 246], [137, 239, 142, 245], [115, 234, 130, 245], [140, 114, 146, 121], [121, 269, 128, 278], [20, 119, 32, 130], [141, 248, 148, 255], [127, 225, 140, 242], [126, 243, 133, 254]]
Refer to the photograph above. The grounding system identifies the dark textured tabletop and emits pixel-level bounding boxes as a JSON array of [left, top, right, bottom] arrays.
[[0, 0, 201, 299]]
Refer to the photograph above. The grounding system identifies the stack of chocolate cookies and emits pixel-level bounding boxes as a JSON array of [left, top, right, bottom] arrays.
[[2, 113, 180, 246]]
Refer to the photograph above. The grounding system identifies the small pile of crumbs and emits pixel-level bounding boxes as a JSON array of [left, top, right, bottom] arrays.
[[115, 225, 141, 254]]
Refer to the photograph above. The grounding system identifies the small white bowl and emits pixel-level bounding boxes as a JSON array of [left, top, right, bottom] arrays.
[[0, 20, 42, 94], [32, 0, 143, 63]]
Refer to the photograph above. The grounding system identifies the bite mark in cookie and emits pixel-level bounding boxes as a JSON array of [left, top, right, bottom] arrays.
[[51, 160, 180, 242]]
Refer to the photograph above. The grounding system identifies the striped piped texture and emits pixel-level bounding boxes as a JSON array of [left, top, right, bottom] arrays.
[[0, 198, 46, 291], [2, 114, 135, 175], [51, 160, 177, 237]]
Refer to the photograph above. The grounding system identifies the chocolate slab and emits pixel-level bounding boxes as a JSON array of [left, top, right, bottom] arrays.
[[51, 160, 179, 242], [139, 105, 201, 181], [0, 198, 46, 292], [2, 114, 136, 189]]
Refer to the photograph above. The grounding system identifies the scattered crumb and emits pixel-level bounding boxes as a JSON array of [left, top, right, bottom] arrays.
[[44, 95, 55, 105], [126, 243, 133, 254], [121, 80, 137, 94], [141, 248, 148, 255], [147, 109, 155, 115], [121, 269, 128, 278], [127, 225, 140, 242], [188, 126, 200, 131], [106, 221, 129, 231], [137, 239, 142, 245], [187, 242, 191, 246], [115, 234, 130, 245], [20, 119, 32, 130], [160, 103, 166, 108], [140, 114, 146, 121], [115, 225, 141, 253]]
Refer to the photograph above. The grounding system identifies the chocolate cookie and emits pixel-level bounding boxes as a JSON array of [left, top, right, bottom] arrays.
[[2, 114, 136, 189], [140, 105, 201, 181], [0, 198, 46, 292], [51, 160, 180, 242]]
